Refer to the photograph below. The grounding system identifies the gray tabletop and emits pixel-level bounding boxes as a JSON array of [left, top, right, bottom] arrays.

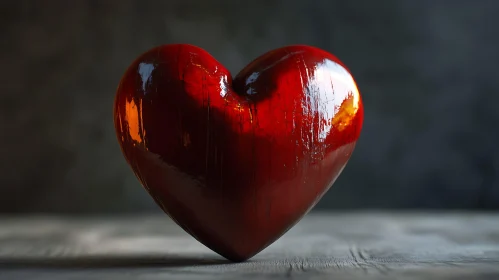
[[0, 212, 498, 280]]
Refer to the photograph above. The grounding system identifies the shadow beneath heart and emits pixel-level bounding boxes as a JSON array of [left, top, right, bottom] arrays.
[[0, 254, 231, 269]]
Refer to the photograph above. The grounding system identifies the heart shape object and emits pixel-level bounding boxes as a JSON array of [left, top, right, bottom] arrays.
[[114, 44, 363, 261]]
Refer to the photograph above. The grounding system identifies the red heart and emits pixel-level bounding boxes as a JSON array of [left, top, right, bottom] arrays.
[[114, 44, 363, 261]]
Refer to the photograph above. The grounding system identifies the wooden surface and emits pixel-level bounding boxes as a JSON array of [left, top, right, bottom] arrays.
[[0, 212, 498, 279]]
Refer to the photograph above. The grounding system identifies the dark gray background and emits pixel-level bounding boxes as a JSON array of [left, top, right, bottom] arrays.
[[1, 0, 498, 213]]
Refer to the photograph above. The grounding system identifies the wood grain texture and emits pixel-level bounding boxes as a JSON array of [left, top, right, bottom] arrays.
[[0, 212, 498, 279]]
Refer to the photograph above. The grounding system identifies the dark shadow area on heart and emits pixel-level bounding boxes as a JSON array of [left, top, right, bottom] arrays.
[[0, 254, 230, 269]]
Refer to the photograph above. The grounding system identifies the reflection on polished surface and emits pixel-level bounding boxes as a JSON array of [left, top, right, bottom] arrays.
[[114, 44, 363, 261]]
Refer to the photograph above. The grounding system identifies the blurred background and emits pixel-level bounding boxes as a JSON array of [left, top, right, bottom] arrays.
[[1, 0, 498, 214]]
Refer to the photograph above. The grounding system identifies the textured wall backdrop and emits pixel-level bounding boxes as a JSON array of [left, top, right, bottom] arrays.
[[1, 0, 498, 213]]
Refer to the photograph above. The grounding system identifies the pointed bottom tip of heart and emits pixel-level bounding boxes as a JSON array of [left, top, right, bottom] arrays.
[[214, 248, 261, 263]]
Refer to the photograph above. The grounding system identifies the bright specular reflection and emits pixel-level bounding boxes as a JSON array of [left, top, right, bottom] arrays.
[[138, 62, 155, 94], [125, 98, 145, 145], [219, 75, 229, 97], [307, 59, 360, 141]]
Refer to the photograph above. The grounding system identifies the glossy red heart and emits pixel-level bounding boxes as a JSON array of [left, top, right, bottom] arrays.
[[114, 44, 363, 261]]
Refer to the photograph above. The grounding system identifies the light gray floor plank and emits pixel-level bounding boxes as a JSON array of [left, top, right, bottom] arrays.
[[0, 212, 498, 279]]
